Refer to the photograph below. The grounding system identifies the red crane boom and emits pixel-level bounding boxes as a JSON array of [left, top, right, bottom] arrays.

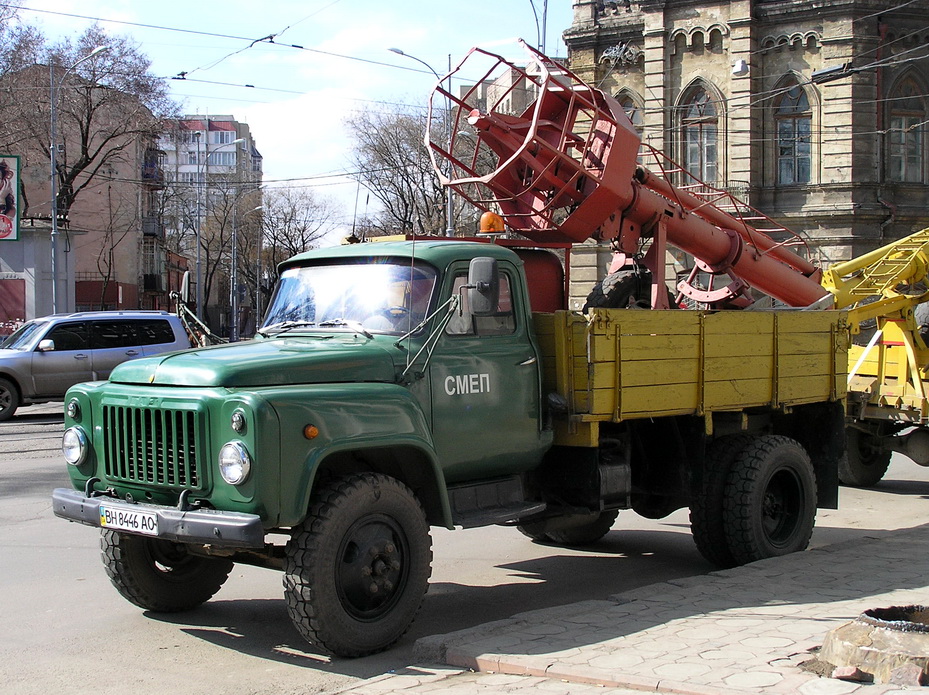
[[426, 40, 830, 309]]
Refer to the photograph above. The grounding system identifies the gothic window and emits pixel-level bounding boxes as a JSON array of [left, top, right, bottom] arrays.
[[887, 77, 926, 183], [619, 95, 642, 130], [775, 82, 811, 185], [680, 86, 719, 184]]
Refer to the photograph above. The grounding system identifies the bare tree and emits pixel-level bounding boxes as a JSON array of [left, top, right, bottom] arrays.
[[346, 105, 456, 236], [0, 24, 177, 224], [255, 187, 341, 309]]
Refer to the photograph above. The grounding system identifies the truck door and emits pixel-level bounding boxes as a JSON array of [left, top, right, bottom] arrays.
[[429, 263, 546, 482]]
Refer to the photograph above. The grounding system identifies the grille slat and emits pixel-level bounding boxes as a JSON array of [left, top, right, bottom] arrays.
[[103, 405, 203, 490]]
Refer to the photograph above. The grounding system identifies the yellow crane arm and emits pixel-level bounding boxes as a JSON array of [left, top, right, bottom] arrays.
[[820, 227, 929, 332]]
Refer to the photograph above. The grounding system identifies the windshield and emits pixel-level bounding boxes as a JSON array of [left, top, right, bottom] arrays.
[[261, 260, 438, 336], [0, 319, 46, 350]]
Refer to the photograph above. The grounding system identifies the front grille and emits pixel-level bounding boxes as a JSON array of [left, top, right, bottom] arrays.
[[102, 405, 204, 489]]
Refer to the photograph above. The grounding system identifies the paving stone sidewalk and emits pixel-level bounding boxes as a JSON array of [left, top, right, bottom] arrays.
[[331, 525, 929, 695]]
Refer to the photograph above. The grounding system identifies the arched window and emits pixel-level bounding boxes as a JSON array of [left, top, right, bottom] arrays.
[[774, 82, 811, 185], [887, 77, 926, 183], [680, 86, 719, 184], [617, 93, 643, 132]]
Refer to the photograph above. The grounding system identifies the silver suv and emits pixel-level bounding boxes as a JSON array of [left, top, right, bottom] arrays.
[[0, 311, 191, 420]]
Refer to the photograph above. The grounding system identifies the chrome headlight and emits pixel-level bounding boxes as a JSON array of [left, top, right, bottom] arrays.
[[62, 427, 88, 466], [219, 441, 252, 485]]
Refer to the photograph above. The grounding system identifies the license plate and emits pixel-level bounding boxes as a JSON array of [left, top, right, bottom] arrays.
[[99, 506, 159, 536]]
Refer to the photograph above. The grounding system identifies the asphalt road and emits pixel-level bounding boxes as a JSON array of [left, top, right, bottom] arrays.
[[2, 405, 928, 694]]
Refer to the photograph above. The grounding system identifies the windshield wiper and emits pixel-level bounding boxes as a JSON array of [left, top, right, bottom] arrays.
[[318, 319, 374, 339], [257, 320, 317, 336]]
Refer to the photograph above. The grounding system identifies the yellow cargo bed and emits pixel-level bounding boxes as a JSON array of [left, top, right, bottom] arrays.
[[534, 309, 849, 446]]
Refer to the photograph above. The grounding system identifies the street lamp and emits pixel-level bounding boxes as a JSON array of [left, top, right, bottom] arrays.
[[388, 47, 455, 237], [49, 44, 109, 313]]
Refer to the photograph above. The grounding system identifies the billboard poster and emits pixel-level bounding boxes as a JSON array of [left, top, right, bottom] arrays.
[[0, 154, 19, 241]]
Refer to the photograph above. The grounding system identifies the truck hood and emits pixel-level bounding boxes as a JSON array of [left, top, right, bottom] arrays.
[[108, 336, 399, 388]]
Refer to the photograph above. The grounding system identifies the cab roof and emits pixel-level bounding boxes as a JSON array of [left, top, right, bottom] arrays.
[[279, 240, 522, 274]]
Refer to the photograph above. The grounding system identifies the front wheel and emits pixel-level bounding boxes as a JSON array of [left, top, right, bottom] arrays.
[[838, 428, 891, 487], [284, 473, 432, 658], [722, 436, 817, 565], [0, 377, 19, 421], [101, 531, 233, 612]]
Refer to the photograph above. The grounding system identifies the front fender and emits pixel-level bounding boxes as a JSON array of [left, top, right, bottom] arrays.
[[260, 382, 451, 527]]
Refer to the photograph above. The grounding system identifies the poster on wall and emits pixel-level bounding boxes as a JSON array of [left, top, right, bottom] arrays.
[[0, 154, 19, 242]]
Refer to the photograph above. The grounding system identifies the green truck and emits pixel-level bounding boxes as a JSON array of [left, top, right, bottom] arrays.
[[52, 238, 847, 657]]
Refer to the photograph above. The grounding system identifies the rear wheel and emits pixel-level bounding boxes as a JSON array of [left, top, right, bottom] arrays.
[[101, 531, 233, 612], [0, 377, 19, 421], [722, 436, 817, 565], [690, 434, 753, 568], [838, 428, 891, 488], [284, 473, 432, 657]]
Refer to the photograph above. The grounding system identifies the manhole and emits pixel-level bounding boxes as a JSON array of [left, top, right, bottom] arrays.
[[820, 605, 929, 684]]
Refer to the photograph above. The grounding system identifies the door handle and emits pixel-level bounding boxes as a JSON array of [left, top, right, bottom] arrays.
[[126, 350, 140, 356], [517, 356, 537, 366], [74, 353, 89, 360]]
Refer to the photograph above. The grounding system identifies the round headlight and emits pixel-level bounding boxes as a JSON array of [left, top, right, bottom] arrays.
[[219, 441, 251, 485], [62, 427, 88, 466]]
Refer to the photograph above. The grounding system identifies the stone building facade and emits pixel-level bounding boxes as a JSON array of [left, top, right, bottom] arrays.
[[563, 0, 929, 298]]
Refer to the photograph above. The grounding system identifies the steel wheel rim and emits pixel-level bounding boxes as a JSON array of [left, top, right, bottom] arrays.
[[336, 513, 409, 621], [762, 468, 804, 546]]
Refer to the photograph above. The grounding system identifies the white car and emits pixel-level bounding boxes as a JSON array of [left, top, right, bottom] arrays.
[[0, 311, 191, 420]]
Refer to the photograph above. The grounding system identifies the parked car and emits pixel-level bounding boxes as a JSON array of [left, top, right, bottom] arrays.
[[0, 311, 191, 421]]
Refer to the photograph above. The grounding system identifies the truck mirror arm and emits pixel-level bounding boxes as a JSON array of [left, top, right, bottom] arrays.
[[397, 295, 459, 384]]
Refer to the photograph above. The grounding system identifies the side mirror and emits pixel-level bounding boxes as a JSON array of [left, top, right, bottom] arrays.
[[468, 257, 499, 316], [180, 270, 191, 304], [38, 339, 55, 352]]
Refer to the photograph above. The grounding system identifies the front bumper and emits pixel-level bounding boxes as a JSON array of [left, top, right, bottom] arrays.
[[52, 487, 266, 548]]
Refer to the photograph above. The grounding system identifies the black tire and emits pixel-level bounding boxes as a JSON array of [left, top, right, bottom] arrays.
[[838, 428, 891, 487], [722, 435, 817, 565], [284, 473, 432, 658], [690, 434, 753, 568], [100, 530, 233, 612], [583, 268, 653, 312], [0, 377, 19, 421], [517, 510, 618, 545], [546, 510, 618, 545]]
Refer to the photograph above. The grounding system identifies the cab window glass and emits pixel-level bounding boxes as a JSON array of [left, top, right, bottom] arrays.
[[136, 319, 175, 345], [91, 321, 137, 349], [44, 322, 89, 351], [446, 272, 516, 336]]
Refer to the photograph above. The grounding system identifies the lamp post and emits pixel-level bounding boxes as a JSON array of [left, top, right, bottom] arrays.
[[388, 48, 455, 237], [49, 45, 109, 314]]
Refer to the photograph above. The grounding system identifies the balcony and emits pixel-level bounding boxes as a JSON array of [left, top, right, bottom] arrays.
[[142, 217, 165, 238], [142, 150, 166, 188]]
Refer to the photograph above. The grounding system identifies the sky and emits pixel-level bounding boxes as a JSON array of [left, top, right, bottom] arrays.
[[9, 0, 574, 236]]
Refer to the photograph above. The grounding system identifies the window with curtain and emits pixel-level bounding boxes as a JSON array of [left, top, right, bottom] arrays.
[[775, 83, 812, 185], [888, 78, 926, 183], [680, 86, 719, 184]]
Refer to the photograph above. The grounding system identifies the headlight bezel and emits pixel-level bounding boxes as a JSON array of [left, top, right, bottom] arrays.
[[62, 426, 88, 466], [218, 440, 252, 486]]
